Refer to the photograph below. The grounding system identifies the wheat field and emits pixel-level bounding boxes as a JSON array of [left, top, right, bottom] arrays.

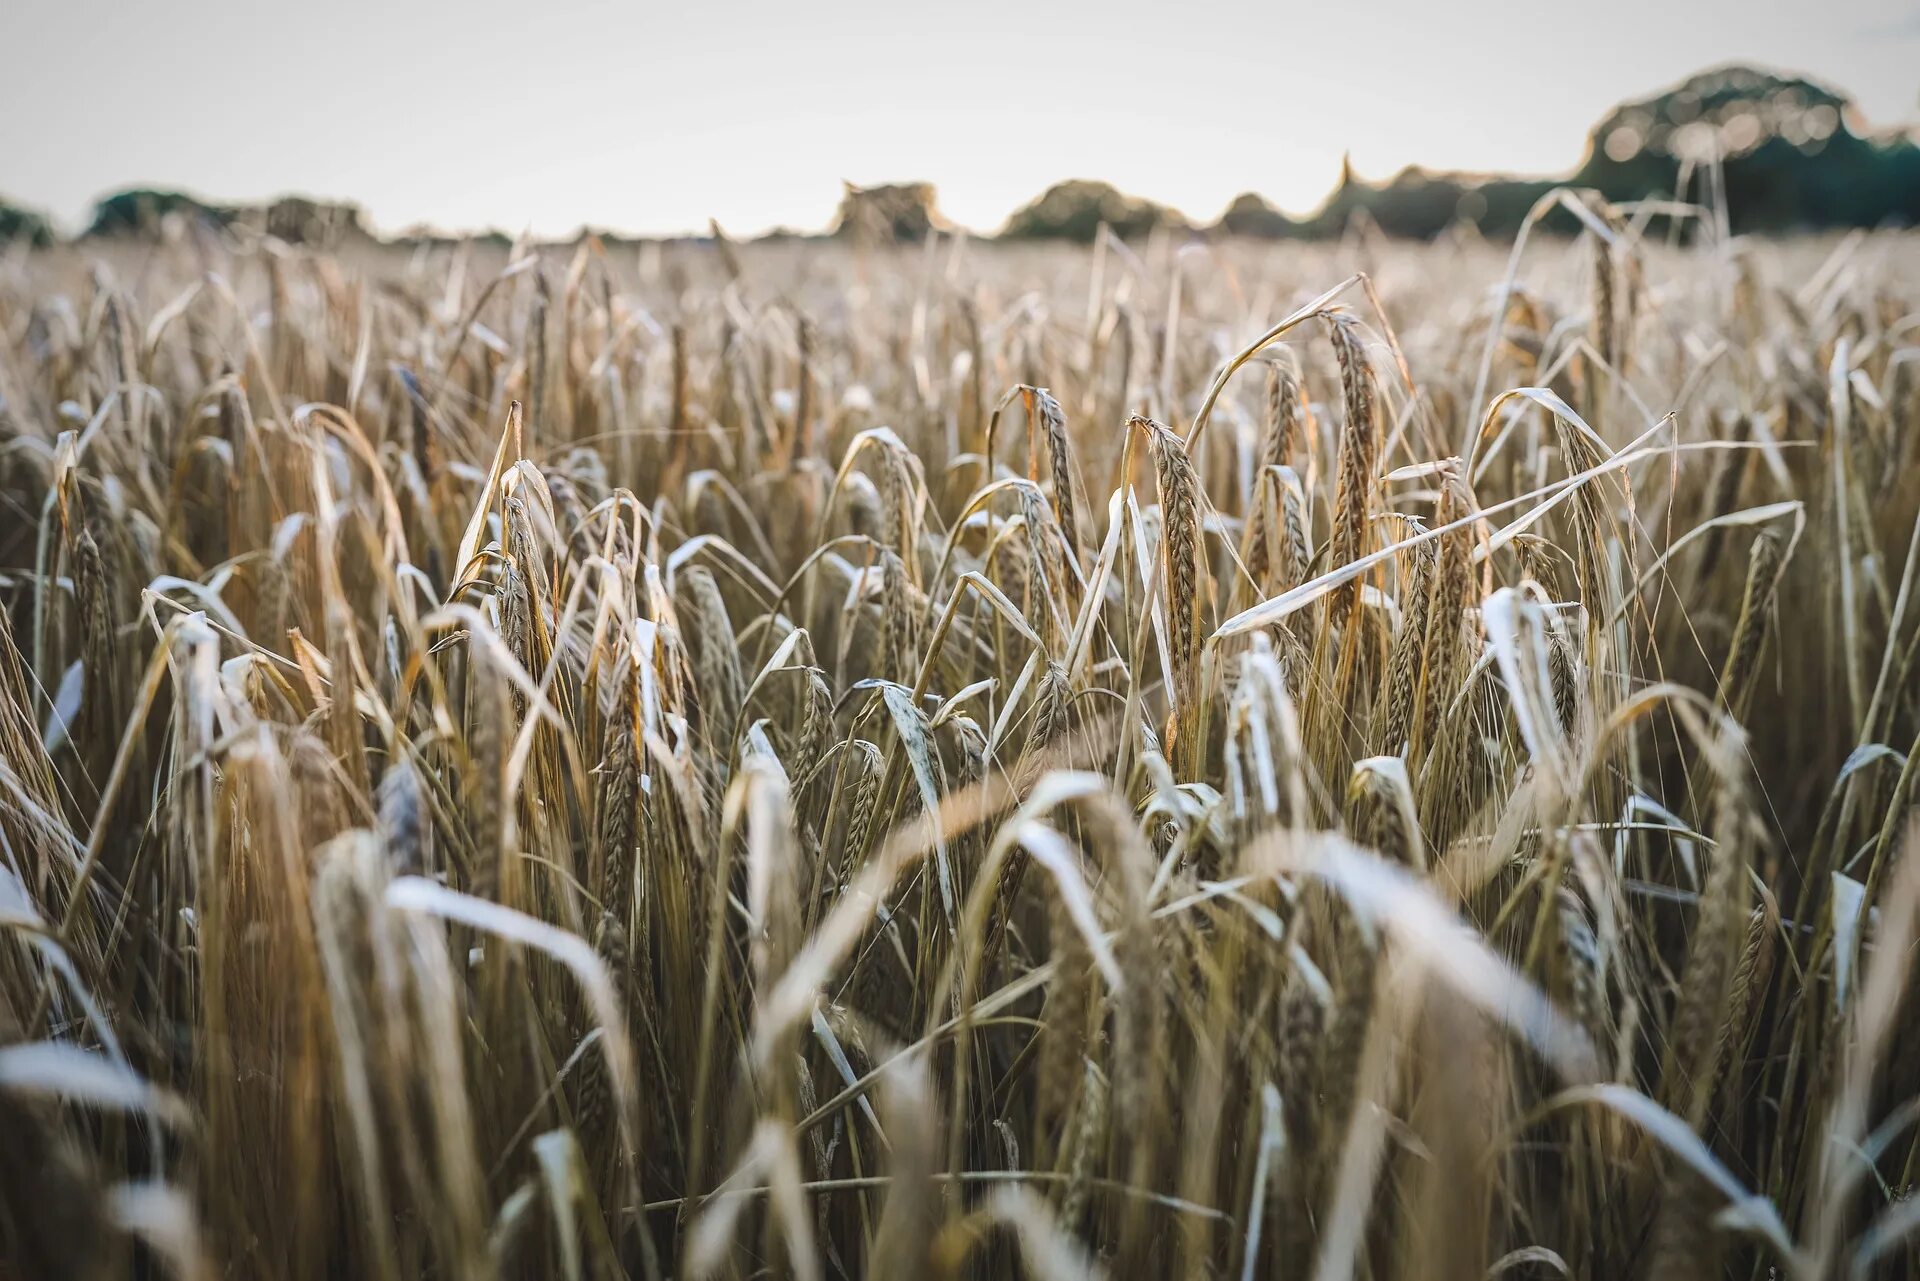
[[1, 210, 1917, 1280]]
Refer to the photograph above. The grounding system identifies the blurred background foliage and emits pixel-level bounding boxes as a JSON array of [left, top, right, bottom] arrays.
[[5, 64, 1916, 248]]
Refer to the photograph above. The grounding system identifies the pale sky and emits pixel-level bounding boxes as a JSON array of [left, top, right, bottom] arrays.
[[3, 0, 1916, 238]]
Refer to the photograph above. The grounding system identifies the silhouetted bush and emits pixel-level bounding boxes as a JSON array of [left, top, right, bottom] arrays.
[[85, 189, 235, 238], [834, 182, 946, 243], [257, 196, 367, 246], [0, 199, 54, 246], [1218, 192, 1297, 238], [1003, 180, 1188, 242]]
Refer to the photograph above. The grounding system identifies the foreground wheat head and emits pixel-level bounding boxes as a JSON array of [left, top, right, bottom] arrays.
[[0, 215, 1917, 1280]]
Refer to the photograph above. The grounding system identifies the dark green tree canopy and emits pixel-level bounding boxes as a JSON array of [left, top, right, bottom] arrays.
[[1242, 65, 1920, 241], [85, 189, 368, 245], [85, 189, 235, 238], [1002, 180, 1188, 242], [0, 198, 54, 246]]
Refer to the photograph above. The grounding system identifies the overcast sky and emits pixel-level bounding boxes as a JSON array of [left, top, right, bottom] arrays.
[[3, 0, 1916, 237]]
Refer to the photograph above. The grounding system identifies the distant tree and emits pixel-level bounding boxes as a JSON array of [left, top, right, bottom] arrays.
[[0, 199, 54, 246], [1574, 64, 1920, 232], [85, 189, 234, 238], [1002, 180, 1188, 242], [1214, 65, 1920, 242], [86, 189, 370, 244], [1305, 165, 1561, 240], [258, 196, 368, 246], [834, 182, 946, 243], [1217, 192, 1295, 238]]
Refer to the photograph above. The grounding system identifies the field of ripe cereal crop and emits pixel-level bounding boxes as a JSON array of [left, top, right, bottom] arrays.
[[2, 216, 1918, 1280]]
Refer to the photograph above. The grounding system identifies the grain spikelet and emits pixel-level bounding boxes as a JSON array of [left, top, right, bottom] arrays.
[[1323, 313, 1380, 615], [1715, 527, 1784, 719]]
